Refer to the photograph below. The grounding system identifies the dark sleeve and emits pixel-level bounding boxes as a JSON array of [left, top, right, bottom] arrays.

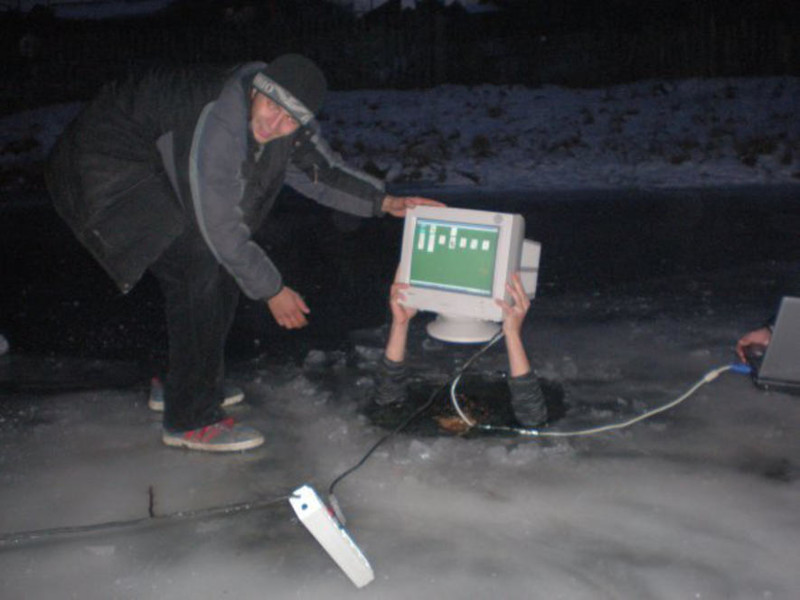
[[374, 355, 408, 406], [507, 371, 547, 426], [285, 123, 386, 217]]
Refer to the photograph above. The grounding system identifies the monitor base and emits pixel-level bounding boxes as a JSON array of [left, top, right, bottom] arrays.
[[426, 314, 501, 344]]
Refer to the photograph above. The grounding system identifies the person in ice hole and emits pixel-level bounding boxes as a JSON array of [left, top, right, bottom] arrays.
[[46, 54, 441, 452], [373, 271, 548, 429]]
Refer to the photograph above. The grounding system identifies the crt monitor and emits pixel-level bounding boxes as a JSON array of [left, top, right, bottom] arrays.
[[397, 205, 536, 343]]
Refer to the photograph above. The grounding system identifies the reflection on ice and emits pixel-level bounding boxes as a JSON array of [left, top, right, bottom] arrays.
[[1, 267, 799, 599]]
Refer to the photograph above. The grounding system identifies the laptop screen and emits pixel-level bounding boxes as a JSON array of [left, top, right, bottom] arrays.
[[757, 296, 800, 388]]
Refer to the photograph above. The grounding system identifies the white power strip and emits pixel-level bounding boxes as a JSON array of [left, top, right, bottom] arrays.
[[289, 485, 375, 588]]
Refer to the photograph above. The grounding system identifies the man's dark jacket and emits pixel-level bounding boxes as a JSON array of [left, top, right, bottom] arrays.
[[46, 62, 385, 298]]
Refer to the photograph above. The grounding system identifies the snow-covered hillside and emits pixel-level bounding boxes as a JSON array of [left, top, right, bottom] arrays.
[[2, 76, 799, 195]]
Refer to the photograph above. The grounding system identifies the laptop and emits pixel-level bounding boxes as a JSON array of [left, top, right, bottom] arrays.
[[743, 296, 800, 395]]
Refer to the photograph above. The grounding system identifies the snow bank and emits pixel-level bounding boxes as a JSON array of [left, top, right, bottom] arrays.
[[2, 77, 799, 194]]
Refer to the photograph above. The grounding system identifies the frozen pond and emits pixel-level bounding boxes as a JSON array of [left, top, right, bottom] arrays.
[[1, 188, 799, 598]]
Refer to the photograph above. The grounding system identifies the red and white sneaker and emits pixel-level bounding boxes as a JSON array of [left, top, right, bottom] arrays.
[[162, 418, 264, 452]]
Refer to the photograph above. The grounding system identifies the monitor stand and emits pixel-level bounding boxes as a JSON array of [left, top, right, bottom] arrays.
[[426, 314, 501, 344]]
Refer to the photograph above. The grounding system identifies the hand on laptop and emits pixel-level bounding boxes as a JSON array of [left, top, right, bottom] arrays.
[[736, 326, 772, 363]]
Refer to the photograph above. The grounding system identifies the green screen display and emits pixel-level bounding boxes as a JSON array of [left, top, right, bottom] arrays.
[[409, 218, 499, 296]]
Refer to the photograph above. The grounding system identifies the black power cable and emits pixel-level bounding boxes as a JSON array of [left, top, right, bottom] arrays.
[[0, 492, 294, 548], [327, 331, 504, 515], [2, 332, 506, 545]]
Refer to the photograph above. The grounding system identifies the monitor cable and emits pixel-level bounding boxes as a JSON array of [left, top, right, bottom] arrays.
[[451, 349, 752, 437], [327, 330, 505, 522]]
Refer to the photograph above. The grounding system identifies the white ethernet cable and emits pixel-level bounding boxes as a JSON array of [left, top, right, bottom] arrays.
[[450, 334, 740, 438]]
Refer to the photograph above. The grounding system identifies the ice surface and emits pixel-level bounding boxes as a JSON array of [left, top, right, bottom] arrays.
[[1, 263, 798, 599], [2, 63, 798, 599]]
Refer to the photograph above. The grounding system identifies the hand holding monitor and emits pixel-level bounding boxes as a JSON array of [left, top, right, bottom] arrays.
[[397, 205, 540, 343]]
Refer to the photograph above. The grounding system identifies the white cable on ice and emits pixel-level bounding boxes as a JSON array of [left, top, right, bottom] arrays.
[[453, 363, 735, 438], [449, 332, 505, 426]]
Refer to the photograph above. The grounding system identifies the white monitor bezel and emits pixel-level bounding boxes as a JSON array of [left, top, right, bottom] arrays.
[[397, 205, 525, 323]]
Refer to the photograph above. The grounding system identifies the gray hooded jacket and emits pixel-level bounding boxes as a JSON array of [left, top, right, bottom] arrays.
[[47, 61, 385, 299]]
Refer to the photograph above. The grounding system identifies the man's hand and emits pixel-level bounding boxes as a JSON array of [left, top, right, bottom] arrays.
[[381, 195, 445, 218], [736, 326, 772, 363], [267, 287, 310, 329]]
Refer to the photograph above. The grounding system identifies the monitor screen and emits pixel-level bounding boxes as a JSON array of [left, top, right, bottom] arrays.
[[408, 218, 500, 297], [397, 205, 535, 343]]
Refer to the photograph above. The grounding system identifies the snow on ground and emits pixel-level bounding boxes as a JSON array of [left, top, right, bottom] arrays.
[[321, 77, 800, 190], [10, 0, 481, 19], [10, 0, 176, 20], [2, 76, 799, 195], [329, 0, 486, 14]]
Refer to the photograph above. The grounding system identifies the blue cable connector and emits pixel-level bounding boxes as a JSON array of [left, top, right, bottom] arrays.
[[729, 363, 752, 375]]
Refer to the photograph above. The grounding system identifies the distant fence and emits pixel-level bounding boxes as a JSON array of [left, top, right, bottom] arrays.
[[2, 1, 798, 114]]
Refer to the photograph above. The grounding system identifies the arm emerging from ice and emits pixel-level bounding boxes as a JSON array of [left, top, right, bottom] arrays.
[[496, 273, 548, 426], [373, 279, 416, 406], [374, 272, 548, 425]]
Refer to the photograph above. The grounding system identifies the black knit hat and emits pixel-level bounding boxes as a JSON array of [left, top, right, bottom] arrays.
[[252, 54, 327, 126]]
